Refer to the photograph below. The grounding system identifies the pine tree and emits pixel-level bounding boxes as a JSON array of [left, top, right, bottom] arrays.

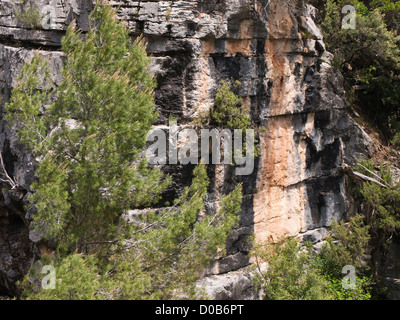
[[8, 1, 243, 299], [6, 2, 169, 254]]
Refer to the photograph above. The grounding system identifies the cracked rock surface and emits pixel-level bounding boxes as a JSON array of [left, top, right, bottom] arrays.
[[0, 0, 371, 298]]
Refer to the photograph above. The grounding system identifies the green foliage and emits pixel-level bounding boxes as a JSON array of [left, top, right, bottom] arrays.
[[370, 0, 400, 30], [390, 132, 400, 147], [193, 80, 261, 158], [212, 80, 252, 130], [323, 0, 400, 75], [18, 165, 242, 300], [20, 253, 102, 300], [355, 158, 376, 175], [318, 215, 371, 274], [15, 1, 42, 30], [360, 182, 400, 243], [348, 159, 400, 297], [353, 159, 400, 244], [7, 2, 169, 254], [253, 215, 374, 300], [4, 54, 52, 151], [389, 113, 400, 147], [105, 165, 241, 300], [322, 0, 400, 139], [193, 80, 252, 130], [10, 2, 243, 299], [253, 237, 335, 300], [322, 273, 374, 300]]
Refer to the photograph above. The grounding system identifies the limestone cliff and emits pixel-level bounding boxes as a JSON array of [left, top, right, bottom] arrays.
[[0, 0, 372, 298]]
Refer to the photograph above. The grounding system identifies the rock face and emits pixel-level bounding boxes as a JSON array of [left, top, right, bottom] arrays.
[[0, 0, 371, 298], [197, 268, 262, 300], [252, 1, 372, 245]]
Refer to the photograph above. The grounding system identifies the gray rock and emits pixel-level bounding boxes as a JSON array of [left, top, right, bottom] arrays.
[[197, 269, 262, 300], [0, 0, 373, 298], [297, 227, 327, 244]]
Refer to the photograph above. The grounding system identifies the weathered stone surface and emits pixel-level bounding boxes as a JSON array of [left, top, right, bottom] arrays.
[[0, 0, 372, 298], [296, 227, 327, 246], [197, 268, 262, 300], [252, 0, 371, 246]]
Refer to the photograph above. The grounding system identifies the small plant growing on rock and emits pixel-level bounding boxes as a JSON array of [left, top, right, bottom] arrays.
[[192, 80, 261, 158], [15, 1, 43, 30], [165, 7, 172, 20]]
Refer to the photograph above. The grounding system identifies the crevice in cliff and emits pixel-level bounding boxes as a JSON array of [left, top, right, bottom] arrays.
[[0, 35, 62, 51]]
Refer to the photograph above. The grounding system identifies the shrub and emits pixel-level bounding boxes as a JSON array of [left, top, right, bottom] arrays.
[[253, 215, 374, 300], [15, 2, 42, 30], [253, 237, 335, 300]]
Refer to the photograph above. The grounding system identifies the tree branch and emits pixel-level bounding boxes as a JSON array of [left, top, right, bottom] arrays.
[[0, 151, 16, 189], [341, 164, 390, 188]]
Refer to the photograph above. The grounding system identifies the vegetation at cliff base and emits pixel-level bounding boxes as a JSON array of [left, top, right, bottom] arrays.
[[253, 157, 400, 300], [6, 2, 242, 300], [253, 215, 374, 300]]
